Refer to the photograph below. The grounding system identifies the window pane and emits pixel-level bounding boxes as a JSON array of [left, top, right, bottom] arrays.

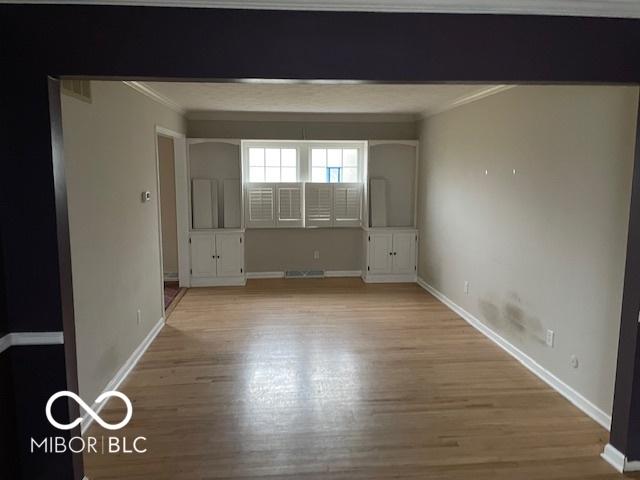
[[281, 149, 296, 167], [328, 167, 341, 183], [312, 167, 326, 182], [342, 167, 358, 182], [281, 167, 296, 182], [265, 148, 280, 167], [327, 149, 342, 167], [249, 166, 264, 182], [265, 167, 280, 182], [311, 149, 326, 167], [249, 148, 264, 166], [343, 149, 358, 167]]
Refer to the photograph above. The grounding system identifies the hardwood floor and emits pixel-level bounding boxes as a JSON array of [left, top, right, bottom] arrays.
[[85, 279, 633, 479]]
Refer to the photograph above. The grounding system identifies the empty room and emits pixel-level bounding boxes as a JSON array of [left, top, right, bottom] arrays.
[[3, 3, 640, 480]]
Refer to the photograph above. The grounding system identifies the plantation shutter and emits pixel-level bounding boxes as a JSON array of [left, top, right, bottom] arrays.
[[305, 183, 334, 227], [245, 183, 275, 228], [276, 183, 304, 227], [333, 183, 363, 227]]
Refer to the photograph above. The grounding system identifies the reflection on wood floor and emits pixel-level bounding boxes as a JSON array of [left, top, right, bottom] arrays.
[[85, 278, 630, 480]]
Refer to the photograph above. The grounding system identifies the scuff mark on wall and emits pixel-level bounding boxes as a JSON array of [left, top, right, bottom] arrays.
[[478, 292, 544, 345]]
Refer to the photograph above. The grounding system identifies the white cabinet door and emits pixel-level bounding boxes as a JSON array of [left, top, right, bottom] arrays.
[[216, 232, 244, 277], [368, 233, 393, 275], [190, 233, 216, 277], [392, 232, 416, 274]]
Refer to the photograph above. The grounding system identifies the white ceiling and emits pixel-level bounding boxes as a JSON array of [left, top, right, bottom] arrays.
[[8, 1, 640, 19], [140, 81, 503, 118]]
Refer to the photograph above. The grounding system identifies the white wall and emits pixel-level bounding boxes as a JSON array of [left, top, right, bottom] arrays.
[[189, 141, 241, 228], [368, 143, 417, 227], [417, 85, 638, 416], [245, 228, 362, 272], [188, 113, 417, 140], [62, 81, 186, 403]]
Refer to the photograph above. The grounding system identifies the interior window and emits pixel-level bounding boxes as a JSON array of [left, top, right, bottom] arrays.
[[248, 147, 297, 182], [311, 147, 359, 182]]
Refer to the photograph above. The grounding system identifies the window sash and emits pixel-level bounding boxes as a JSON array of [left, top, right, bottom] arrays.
[[247, 147, 299, 182], [309, 146, 362, 183]]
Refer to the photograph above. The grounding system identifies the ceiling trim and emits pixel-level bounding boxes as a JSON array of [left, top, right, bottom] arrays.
[[6, 0, 640, 19], [122, 81, 186, 114], [422, 85, 516, 118]]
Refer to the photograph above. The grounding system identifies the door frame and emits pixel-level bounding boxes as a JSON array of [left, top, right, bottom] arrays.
[[154, 126, 190, 295]]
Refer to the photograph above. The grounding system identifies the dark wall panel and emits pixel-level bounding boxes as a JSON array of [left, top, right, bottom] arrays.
[[0, 4, 639, 479], [1, 5, 640, 82], [0, 227, 8, 337], [10, 345, 81, 480], [0, 351, 19, 478], [1, 74, 63, 333]]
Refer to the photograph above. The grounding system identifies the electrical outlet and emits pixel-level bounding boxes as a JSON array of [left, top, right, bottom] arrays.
[[464, 281, 470, 295], [137, 309, 141, 325], [313, 250, 320, 260], [545, 329, 554, 347], [570, 355, 579, 369]]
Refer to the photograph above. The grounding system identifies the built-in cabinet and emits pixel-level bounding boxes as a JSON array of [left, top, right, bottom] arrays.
[[180, 138, 419, 287], [363, 229, 418, 282], [362, 140, 419, 283], [187, 139, 246, 287], [190, 231, 245, 286]]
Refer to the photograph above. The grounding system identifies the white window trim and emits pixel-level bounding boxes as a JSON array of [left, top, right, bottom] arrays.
[[242, 140, 302, 183], [307, 142, 366, 184], [241, 140, 366, 229]]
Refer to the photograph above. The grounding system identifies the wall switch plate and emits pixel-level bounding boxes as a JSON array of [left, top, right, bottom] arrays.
[[137, 309, 141, 325], [464, 281, 470, 295], [545, 329, 554, 347], [313, 250, 320, 260]]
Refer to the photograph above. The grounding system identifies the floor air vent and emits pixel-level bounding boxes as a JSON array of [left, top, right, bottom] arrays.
[[285, 270, 325, 279]]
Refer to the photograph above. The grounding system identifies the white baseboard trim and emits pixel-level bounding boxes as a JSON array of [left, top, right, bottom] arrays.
[[81, 317, 165, 434], [0, 331, 64, 354], [601, 443, 640, 472], [363, 273, 417, 283], [602, 444, 626, 472], [163, 272, 178, 281], [325, 270, 362, 277], [246, 271, 285, 279], [416, 277, 612, 430]]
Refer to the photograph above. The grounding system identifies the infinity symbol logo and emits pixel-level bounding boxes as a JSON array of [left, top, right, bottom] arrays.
[[46, 391, 133, 431]]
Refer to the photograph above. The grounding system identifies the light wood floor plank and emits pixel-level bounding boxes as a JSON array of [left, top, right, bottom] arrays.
[[85, 279, 635, 479]]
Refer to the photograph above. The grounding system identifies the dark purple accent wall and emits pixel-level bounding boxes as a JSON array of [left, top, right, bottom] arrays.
[[0, 5, 639, 478]]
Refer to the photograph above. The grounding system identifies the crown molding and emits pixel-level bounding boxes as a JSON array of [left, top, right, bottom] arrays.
[[5, 0, 640, 19], [123, 81, 186, 115], [421, 85, 516, 118]]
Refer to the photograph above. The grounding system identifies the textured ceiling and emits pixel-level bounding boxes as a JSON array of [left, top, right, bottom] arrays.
[[142, 82, 498, 116]]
